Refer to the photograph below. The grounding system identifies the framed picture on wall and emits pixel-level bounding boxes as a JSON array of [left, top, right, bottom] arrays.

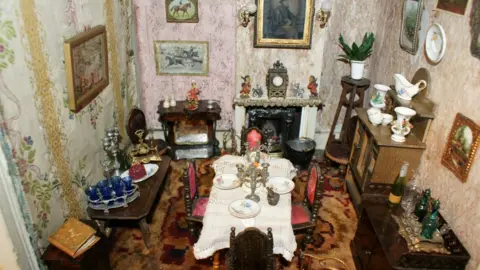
[[154, 40, 209, 76], [435, 0, 470, 15], [400, 0, 424, 55], [254, 0, 315, 49], [64, 25, 109, 112], [165, 0, 199, 23], [441, 113, 480, 182], [470, 0, 480, 59]]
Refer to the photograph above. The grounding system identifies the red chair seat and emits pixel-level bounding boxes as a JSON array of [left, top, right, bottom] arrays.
[[291, 204, 311, 225], [192, 197, 209, 217]]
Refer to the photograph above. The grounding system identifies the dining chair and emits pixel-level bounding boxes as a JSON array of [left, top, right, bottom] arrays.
[[183, 159, 209, 240], [291, 162, 323, 247], [227, 227, 275, 270]]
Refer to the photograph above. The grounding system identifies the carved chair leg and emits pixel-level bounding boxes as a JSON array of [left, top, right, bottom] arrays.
[[304, 227, 314, 246]]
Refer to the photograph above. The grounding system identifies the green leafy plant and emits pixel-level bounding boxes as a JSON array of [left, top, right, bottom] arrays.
[[338, 32, 375, 61]]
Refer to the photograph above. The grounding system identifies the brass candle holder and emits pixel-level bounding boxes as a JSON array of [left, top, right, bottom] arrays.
[[128, 129, 162, 164]]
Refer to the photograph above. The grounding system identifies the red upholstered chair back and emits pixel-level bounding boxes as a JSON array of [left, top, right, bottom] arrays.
[[304, 162, 322, 219], [183, 160, 199, 217]]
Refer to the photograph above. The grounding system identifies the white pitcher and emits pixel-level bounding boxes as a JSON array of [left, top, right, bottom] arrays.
[[393, 74, 427, 101]]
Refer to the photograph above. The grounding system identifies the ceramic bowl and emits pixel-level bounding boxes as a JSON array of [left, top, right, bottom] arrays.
[[368, 114, 383, 126], [381, 114, 393, 125], [367, 107, 381, 117]]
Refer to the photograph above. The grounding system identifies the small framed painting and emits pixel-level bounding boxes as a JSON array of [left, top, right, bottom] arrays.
[[254, 0, 315, 49], [400, 0, 424, 55], [166, 0, 199, 23], [435, 0, 470, 15], [441, 113, 480, 182], [154, 40, 209, 76], [64, 25, 109, 112]]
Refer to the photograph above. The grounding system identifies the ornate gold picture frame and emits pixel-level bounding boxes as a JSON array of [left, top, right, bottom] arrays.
[[254, 0, 314, 49], [400, 0, 424, 55], [441, 113, 480, 182], [64, 26, 109, 112]]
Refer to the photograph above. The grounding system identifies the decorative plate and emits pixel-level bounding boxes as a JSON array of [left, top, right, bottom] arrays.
[[228, 199, 261, 219], [241, 182, 265, 194], [267, 177, 295, 194], [213, 174, 241, 190], [120, 163, 159, 183], [425, 23, 446, 63]]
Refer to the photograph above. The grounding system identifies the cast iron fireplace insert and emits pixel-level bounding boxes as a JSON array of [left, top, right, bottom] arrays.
[[246, 107, 301, 152]]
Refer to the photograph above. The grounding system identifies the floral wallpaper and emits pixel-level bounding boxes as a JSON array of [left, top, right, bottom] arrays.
[[0, 0, 138, 255], [134, 0, 236, 130]]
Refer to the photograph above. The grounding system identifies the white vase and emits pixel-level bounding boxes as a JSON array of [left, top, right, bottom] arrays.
[[170, 94, 176, 107], [350, 60, 365, 80], [391, 107, 416, 142]]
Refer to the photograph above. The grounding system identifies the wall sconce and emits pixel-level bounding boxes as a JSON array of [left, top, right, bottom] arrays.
[[239, 3, 257, 27], [316, 0, 332, 28]]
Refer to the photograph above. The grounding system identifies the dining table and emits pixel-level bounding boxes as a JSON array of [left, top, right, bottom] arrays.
[[193, 154, 298, 268]]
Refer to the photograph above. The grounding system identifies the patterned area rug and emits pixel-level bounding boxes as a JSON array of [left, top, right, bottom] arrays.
[[109, 159, 358, 269]]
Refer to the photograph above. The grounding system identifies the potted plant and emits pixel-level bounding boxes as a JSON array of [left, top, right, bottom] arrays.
[[339, 32, 375, 80]]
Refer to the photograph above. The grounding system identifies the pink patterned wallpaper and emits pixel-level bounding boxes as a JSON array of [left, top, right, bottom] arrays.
[[133, 0, 236, 129]]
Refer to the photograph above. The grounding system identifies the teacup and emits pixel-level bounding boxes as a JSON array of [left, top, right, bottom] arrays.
[[367, 107, 381, 117], [381, 114, 393, 125], [368, 114, 383, 126]]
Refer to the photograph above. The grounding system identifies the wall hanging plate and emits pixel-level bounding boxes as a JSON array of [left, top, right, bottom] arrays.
[[425, 23, 446, 63]]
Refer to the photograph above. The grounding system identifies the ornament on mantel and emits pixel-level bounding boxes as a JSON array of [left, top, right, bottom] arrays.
[[163, 95, 170, 108], [240, 75, 251, 98], [307, 75, 318, 98], [252, 84, 264, 98], [292, 82, 305, 98]]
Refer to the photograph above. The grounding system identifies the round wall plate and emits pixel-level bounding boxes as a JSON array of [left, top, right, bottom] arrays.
[[425, 23, 446, 63]]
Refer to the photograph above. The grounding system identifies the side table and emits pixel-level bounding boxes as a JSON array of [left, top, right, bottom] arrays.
[[157, 100, 221, 160], [87, 156, 171, 248], [351, 203, 470, 269], [41, 220, 113, 270]]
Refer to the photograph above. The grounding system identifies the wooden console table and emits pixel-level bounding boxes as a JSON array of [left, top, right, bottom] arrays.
[[87, 156, 171, 248], [351, 204, 470, 269], [157, 100, 221, 160]]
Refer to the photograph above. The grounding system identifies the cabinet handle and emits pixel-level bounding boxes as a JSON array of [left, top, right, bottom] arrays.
[[364, 249, 372, 256]]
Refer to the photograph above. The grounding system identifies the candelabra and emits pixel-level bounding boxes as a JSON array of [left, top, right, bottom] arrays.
[[102, 127, 122, 177]]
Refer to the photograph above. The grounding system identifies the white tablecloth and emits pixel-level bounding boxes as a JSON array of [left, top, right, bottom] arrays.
[[193, 155, 297, 261]]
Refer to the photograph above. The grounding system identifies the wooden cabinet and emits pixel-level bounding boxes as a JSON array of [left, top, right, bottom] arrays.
[[346, 108, 426, 213], [351, 204, 470, 270]]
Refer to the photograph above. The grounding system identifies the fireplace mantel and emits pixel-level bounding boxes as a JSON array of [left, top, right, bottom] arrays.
[[233, 97, 323, 108], [234, 97, 323, 146]]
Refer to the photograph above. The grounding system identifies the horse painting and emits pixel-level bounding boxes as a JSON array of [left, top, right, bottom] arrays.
[[166, 0, 198, 22], [170, 2, 192, 17]]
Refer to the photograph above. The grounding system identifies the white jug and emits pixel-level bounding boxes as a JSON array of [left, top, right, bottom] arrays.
[[393, 74, 427, 101]]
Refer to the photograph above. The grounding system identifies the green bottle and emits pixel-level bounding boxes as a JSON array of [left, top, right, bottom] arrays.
[[415, 189, 431, 222], [421, 200, 440, 239], [388, 162, 409, 208]]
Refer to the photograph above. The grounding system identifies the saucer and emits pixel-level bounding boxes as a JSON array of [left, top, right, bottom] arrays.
[[267, 177, 295, 194], [213, 174, 241, 190], [228, 199, 261, 219]]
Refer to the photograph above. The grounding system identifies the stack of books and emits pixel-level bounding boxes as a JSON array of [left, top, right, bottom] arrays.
[[48, 218, 100, 258]]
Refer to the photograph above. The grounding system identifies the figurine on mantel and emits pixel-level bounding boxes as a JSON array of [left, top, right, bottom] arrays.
[[307, 75, 318, 97], [185, 81, 200, 110], [240, 75, 251, 98]]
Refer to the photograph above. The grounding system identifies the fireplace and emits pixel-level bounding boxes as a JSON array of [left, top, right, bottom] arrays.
[[234, 98, 323, 153], [246, 107, 301, 152]]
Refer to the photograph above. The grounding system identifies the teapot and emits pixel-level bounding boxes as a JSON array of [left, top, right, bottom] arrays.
[[393, 74, 427, 101]]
